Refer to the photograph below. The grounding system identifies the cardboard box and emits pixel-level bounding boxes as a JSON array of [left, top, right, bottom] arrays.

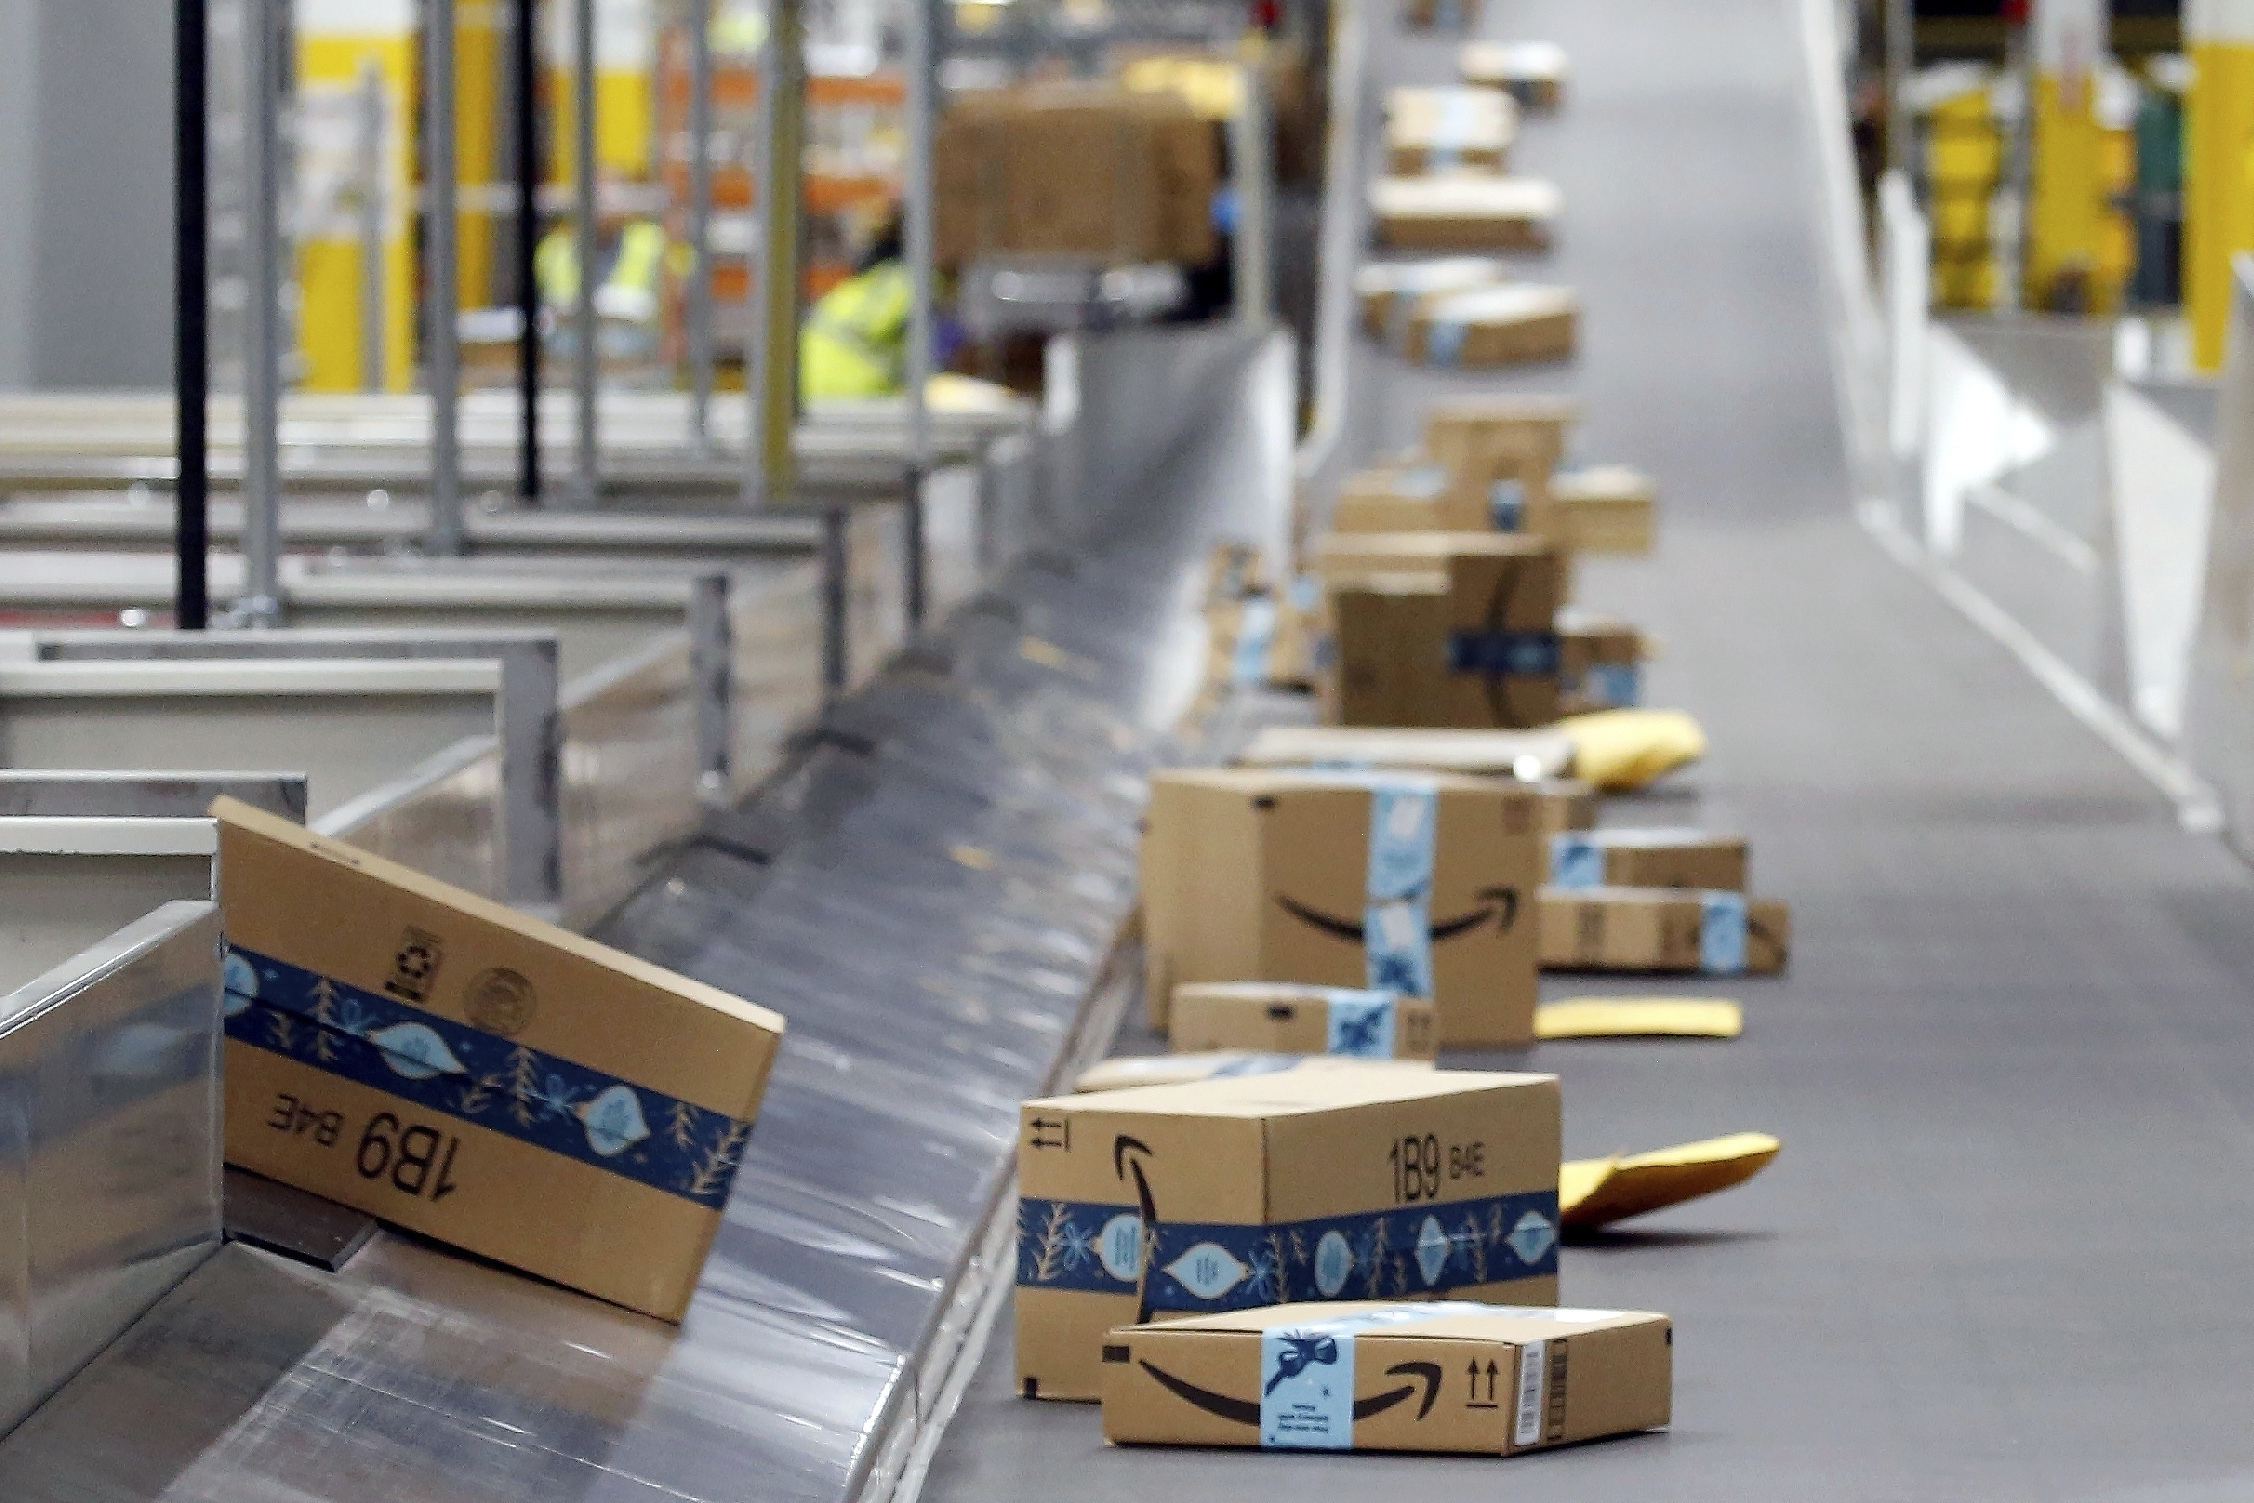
[[1460, 40, 1569, 110], [1318, 535, 1564, 731], [1355, 257, 1509, 340], [1076, 1054, 1436, 1094], [1206, 576, 1323, 693], [1533, 465, 1658, 554], [1424, 395, 1578, 517], [1384, 86, 1516, 175], [1401, 0, 1482, 30], [1407, 285, 1578, 367], [1016, 1067, 1562, 1400], [213, 799, 784, 1321], [1170, 983, 1440, 1061], [1558, 611, 1645, 713], [1102, 1301, 1669, 1452], [1538, 887, 1790, 975], [1141, 768, 1544, 1044], [1332, 464, 1489, 533], [1546, 829, 1748, 891], [1237, 725, 1573, 781], [1369, 174, 1560, 252]]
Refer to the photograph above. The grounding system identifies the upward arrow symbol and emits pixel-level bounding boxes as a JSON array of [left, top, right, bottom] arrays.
[[1466, 1359, 1480, 1402], [1485, 1358, 1499, 1403]]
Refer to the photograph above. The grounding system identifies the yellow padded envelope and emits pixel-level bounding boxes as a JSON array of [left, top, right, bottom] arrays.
[[1556, 708, 1707, 790], [1536, 997, 1742, 1039], [1560, 1132, 1780, 1229]]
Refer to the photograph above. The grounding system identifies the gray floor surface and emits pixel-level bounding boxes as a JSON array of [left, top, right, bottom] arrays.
[[923, 0, 2254, 1496]]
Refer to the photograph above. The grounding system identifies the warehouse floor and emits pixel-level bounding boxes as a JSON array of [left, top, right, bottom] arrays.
[[925, 0, 2254, 1496]]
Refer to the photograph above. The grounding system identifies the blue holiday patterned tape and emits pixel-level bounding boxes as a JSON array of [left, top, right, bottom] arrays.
[[1699, 892, 1747, 974], [1147, 1190, 1559, 1313], [222, 947, 755, 1209], [1489, 479, 1525, 532], [1016, 1190, 1559, 1306], [1548, 832, 1605, 889], [1445, 631, 1563, 677], [1322, 988, 1399, 1058], [1364, 779, 1437, 998], [1261, 1301, 1499, 1449], [1231, 597, 1278, 688]]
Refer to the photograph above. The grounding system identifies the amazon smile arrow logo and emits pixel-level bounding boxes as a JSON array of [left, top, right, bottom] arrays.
[[1136, 1359, 1445, 1428], [1274, 886, 1520, 943]]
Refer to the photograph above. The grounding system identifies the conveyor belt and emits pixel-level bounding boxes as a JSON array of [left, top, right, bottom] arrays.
[[925, 0, 2254, 1495]]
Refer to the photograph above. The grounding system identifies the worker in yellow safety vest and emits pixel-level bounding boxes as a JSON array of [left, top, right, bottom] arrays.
[[801, 218, 911, 401], [536, 191, 686, 368]]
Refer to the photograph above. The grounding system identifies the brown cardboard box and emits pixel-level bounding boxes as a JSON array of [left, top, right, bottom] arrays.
[[1170, 983, 1440, 1060], [1103, 1301, 1670, 1452], [214, 799, 784, 1320], [1538, 886, 1790, 975], [1317, 535, 1564, 731], [1401, 0, 1483, 30], [1354, 258, 1508, 341], [1546, 829, 1748, 891], [1407, 285, 1578, 367], [1206, 577, 1322, 694], [1231, 726, 1596, 836], [1460, 40, 1570, 111], [1016, 1067, 1562, 1400], [1140, 768, 1544, 1044], [1369, 174, 1560, 252], [1332, 464, 1489, 533], [1532, 465, 1658, 554], [1424, 395, 1578, 516], [1558, 612, 1645, 713], [1384, 86, 1516, 175]]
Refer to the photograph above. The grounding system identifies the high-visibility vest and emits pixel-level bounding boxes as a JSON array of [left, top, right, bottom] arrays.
[[801, 261, 911, 400], [536, 220, 672, 321]]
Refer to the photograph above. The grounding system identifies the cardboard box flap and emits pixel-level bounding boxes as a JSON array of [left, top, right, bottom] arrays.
[[1024, 1065, 1552, 1120], [1419, 284, 1577, 323], [1369, 175, 1561, 219], [1127, 1300, 1660, 1340]]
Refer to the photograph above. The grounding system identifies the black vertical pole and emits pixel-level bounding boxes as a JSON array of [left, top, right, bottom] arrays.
[[514, 0, 542, 503], [175, 0, 209, 628]]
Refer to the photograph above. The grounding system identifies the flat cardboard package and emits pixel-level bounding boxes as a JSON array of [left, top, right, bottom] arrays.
[[1317, 535, 1565, 731], [1460, 40, 1570, 110], [1407, 285, 1578, 367], [1331, 464, 1489, 533], [1369, 174, 1560, 252], [1534, 464, 1658, 554], [1538, 886, 1790, 976], [1547, 829, 1747, 891], [214, 799, 784, 1320], [1103, 1301, 1669, 1453], [1207, 579, 1322, 693], [1558, 612, 1645, 713], [1016, 1067, 1562, 1400], [1355, 257, 1509, 340], [1141, 768, 1545, 1044], [1232, 726, 1597, 837], [1384, 86, 1517, 174], [1170, 983, 1440, 1060]]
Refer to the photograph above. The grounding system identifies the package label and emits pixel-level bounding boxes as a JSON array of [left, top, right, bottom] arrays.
[[1231, 597, 1278, 687], [224, 946, 755, 1208], [1259, 1300, 1498, 1449], [1699, 892, 1747, 974], [1444, 631, 1563, 677], [1511, 1337, 1549, 1446], [1425, 320, 1467, 367], [1144, 1189, 1559, 1313], [1364, 780, 1439, 997], [1489, 479, 1525, 531], [1547, 832, 1604, 888], [1323, 988, 1399, 1057]]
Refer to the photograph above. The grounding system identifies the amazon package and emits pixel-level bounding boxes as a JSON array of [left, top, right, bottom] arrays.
[[213, 799, 784, 1321], [1424, 395, 1578, 517], [1332, 464, 1489, 534], [1016, 1067, 1561, 1400], [1401, 0, 1482, 31], [1103, 1301, 1669, 1452], [1558, 612, 1646, 713], [1546, 829, 1747, 891], [1369, 175, 1560, 253], [1355, 257, 1509, 341], [1460, 40, 1570, 111], [1233, 726, 1597, 836], [1170, 983, 1439, 1061], [1534, 465, 1658, 554], [1315, 534, 1565, 730], [1141, 768, 1544, 1044], [1385, 86, 1516, 174], [1538, 886, 1789, 976], [1406, 285, 1579, 368]]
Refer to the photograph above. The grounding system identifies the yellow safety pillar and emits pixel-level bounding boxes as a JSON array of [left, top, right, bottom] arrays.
[[2028, 0, 2107, 312], [1928, 82, 2005, 309], [456, 1, 504, 310], [294, 0, 415, 391], [2188, 0, 2254, 370], [550, 0, 657, 183]]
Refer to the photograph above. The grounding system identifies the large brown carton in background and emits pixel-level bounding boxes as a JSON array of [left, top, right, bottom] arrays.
[[1140, 768, 1544, 1044], [1016, 1068, 1562, 1400], [1170, 983, 1440, 1060], [1538, 886, 1790, 975], [1318, 535, 1564, 730], [1533, 465, 1658, 554], [214, 799, 784, 1321], [1103, 1302, 1670, 1453]]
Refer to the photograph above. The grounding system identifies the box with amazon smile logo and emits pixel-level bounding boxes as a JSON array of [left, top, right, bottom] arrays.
[[1141, 768, 1544, 1046]]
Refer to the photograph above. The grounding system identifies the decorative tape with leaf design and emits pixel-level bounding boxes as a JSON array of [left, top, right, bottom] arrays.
[[223, 946, 756, 1209]]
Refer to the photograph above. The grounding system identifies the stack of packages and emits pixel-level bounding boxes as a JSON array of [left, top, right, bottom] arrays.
[[1360, 87, 1574, 367]]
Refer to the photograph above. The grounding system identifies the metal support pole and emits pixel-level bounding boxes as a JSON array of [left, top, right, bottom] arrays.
[[744, 0, 804, 506], [1883, 0, 1912, 176], [690, 571, 733, 800], [1231, 54, 1273, 326], [572, 0, 599, 503], [355, 63, 386, 392], [687, 0, 717, 454], [513, 0, 541, 502], [241, 0, 283, 623], [903, 0, 935, 629], [427, 0, 465, 554], [175, 0, 209, 630], [820, 504, 849, 698]]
